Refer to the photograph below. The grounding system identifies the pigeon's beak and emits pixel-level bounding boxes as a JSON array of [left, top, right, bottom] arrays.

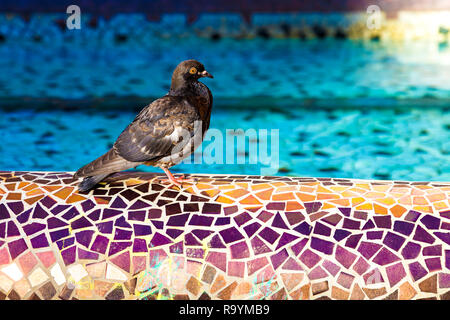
[[199, 70, 213, 78]]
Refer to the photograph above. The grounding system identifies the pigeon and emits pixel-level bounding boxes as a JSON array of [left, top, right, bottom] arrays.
[[74, 59, 213, 192]]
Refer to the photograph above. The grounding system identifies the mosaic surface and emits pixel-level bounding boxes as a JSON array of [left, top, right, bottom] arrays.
[[0, 171, 449, 300]]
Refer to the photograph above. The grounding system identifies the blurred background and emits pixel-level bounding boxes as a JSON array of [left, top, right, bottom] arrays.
[[0, 0, 449, 181]]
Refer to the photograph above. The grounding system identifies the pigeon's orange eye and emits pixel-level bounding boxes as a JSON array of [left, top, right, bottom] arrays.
[[189, 67, 197, 74]]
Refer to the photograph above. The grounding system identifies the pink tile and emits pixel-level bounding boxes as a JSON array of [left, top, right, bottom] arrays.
[[36, 251, 56, 268], [132, 256, 147, 274], [0, 247, 11, 265], [228, 261, 245, 278], [18, 251, 38, 275], [110, 251, 130, 273]]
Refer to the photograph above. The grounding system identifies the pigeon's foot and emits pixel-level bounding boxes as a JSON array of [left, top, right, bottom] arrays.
[[159, 168, 196, 188]]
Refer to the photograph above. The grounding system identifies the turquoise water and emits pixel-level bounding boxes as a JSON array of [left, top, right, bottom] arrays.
[[0, 105, 449, 181], [0, 37, 449, 180]]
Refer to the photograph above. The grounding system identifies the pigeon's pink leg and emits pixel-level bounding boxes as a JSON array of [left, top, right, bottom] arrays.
[[160, 168, 196, 187]]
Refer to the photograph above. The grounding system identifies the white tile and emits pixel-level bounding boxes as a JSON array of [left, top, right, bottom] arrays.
[[50, 264, 66, 286], [67, 264, 88, 283], [1, 263, 23, 281], [28, 267, 48, 287]]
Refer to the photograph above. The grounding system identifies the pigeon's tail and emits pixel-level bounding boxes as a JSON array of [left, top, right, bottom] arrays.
[[73, 148, 141, 192], [78, 174, 110, 192]]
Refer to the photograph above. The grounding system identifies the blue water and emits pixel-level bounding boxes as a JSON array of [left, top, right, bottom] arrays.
[[0, 33, 449, 181]]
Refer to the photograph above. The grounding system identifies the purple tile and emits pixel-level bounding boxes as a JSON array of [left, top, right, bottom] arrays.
[[57, 237, 74, 250], [149, 232, 172, 248], [61, 246, 76, 266], [114, 216, 132, 229], [114, 228, 132, 240], [423, 244, 442, 256], [209, 234, 226, 248], [148, 208, 162, 219], [266, 202, 285, 211], [234, 212, 252, 227], [78, 248, 99, 260], [102, 208, 122, 220], [128, 210, 146, 221], [7, 201, 24, 215], [393, 221, 414, 236], [290, 238, 309, 256], [230, 240, 250, 259], [192, 229, 213, 240], [167, 213, 190, 227], [96, 221, 113, 234], [166, 228, 183, 239], [202, 203, 221, 214], [75, 230, 94, 248], [373, 216, 391, 229], [383, 232, 406, 251], [0, 222, 4, 238], [308, 266, 328, 280], [304, 202, 322, 214], [32, 203, 48, 219], [71, 217, 93, 230], [425, 257, 441, 272], [299, 249, 321, 268], [61, 207, 80, 221], [401, 241, 421, 259], [81, 199, 96, 212], [361, 219, 375, 230], [337, 272, 354, 289], [220, 226, 244, 243], [258, 227, 280, 244], [40, 196, 56, 209], [386, 262, 406, 287], [293, 221, 312, 236], [243, 222, 262, 238], [87, 209, 101, 221], [404, 210, 421, 222], [335, 245, 357, 269], [214, 217, 230, 226], [338, 207, 351, 217], [363, 268, 384, 285], [440, 210, 450, 220], [311, 237, 334, 255], [30, 233, 49, 249], [169, 241, 183, 254], [50, 228, 70, 242], [184, 233, 201, 246], [22, 222, 45, 236], [357, 241, 382, 260], [7, 238, 28, 259], [270, 248, 289, 270], [446, 250, 450, 270], [188, 214, 214, 227], [90, 235, 109, 254], [17, 208, 31, 224], [420, 215, 441, 230], [0, 204, 10, 220], [352, 257, 370, 275], [251, 236, 271, 255], [108, 241, 132, 256], [47, 217, 68, 229], [133, 238, 148, 253], [367, 231, 383, 240], [50, 204, 71, 215], [439, 273, 450, 288], [313, 222, 331, 236], [111, 196, 127, 209], [271, 213, 289, 230], [334, 229, 351, 242], [129, 200, 150, 210], [408, 262, 428, 281], [275, 232, 299, 250], [223, 206, 238, 216], [372, 248, 401, 266], [345, 233, 362, 249], [7, 220, 20, 237], [322, 260, 340, 276], [342, 218, 360, 230], [434, 232, 450, 245], [413, 225, 435, 244]]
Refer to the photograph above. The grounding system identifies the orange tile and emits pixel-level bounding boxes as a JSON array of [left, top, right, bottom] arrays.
[[24, 194, 44, 205], [329, 199, 350, 206], [295, 192, 315, 202], [375, 197, 396, 206], [66, 194, 86, 203], [42, 185, 62, 193], [26, 188, 45, 196], [398, 195, 412, 206], [195, 183, 213, 190], [398, 281, 416, 300], [390, 204, 407, 218], [201, 189, 220, 198], [317, 193, 340, 200], [235, 182, 249, 189], [286, 201, 304, 211], [373, 203, 388, 215], [351, 197, 365, 206], [356, 203, 373, 210], [272, 192, 295, 201], [321, 202, 336, 210], [281, 273, 304, 292], [18, 181, 30, 189], [6, 192, 21, 200], [331, 286, 350, 300], [210, 274, 227, 294], [240, 195, 262, 205], [4, 183, 16, 191], [372, 185, 390, 192], [125, 178, 146, 186], [22, 183, 38, 192], [224, 188, 249, 199], [316, 185, 333, 194], [413, 196, 428, 205], [299, 186, 315, 193], [276, 186, 299, 193], [255, 188, 274, 201], [214, 196, 235, 204], [250, 183, 272, 191], [365, 192, 385, 199], [433, 201, 449, 211], [94, 197, 110, 205], [355, 183, 371, 190], [413, 205, 433, 213], [54, 187, 74, 200], [426, 193, 446, 202], [235, 282, 253, 296]]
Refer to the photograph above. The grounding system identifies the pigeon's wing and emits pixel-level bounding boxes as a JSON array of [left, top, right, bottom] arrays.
[[114, 95, 200, 162]]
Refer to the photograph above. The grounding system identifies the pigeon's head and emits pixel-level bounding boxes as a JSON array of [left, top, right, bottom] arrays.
[[171, 60, 213, 90]]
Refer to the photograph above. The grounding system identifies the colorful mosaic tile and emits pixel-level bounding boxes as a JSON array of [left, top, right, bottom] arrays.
[[0, 171, 449, 300]]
